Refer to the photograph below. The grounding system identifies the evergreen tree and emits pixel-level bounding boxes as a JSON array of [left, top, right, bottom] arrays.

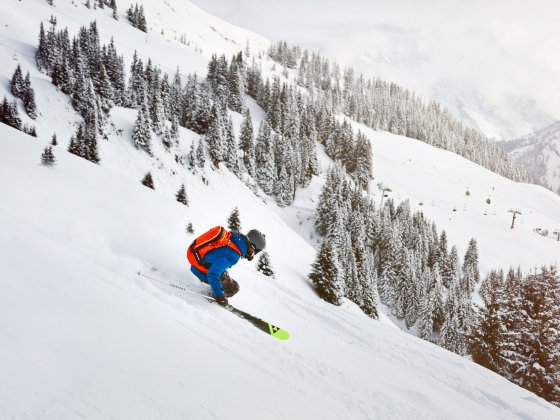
[[515, 266, 560, 405], [227, 56, 245, 113], [176, 183, 188, 206], [254, 121, 275, 194], [51, 133, 58, 146], [463, 238, 480, 294], [36, 22, 48, 72], [141, 172, 154, 189], [441, 242, 460, 289], [469, 271, 505, 374], [23, 73, 38, 119], [356, 248, 379, 319], [275, 154, 295, 207], [41, 146, 56, 166], [429, 262, 446, 332], [132, 106, 152, 155], [224, 116, 238, 174], [127, 3, 147, 32], [0, 97, 22, 130], [195, 138, 206, 168], [162, 126, 173, 150], [354, 131, 373, 190], [67, 120, 100, 164], [418, 269, 435, 342], [440, 277, 468, 355], [314, 163, 344, 236], [205, 105, 225, 167], [10, 65, 25, 99], [308, 237, 344, 306], [257, 251, 275, 278], [186, 142, 196, 170], [239, 108, 255, 176], [227, 207, 241, 231]]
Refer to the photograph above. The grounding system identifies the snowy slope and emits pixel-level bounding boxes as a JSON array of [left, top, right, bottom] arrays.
[[1, 0, 560, 418], [2, 124, 560, 420], [355, 121, 560, 273]]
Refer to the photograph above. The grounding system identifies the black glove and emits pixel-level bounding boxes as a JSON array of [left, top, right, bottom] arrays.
[[216, 295, 228, 306]]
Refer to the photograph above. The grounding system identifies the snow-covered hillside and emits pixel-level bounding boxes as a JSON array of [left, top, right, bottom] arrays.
[[499, 121, 560, 195], [2, 0, 560, 418], [2, 122, 560, 420]]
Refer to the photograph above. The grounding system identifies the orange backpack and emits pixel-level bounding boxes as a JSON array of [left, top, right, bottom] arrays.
[[187, 226, 242, 273]]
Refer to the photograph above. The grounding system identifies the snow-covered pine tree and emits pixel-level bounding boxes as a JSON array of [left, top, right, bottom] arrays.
[[35, 22, 50, 73], [463, 238, 480, 294], [41, 146, 56, 166], [354, 131, 373, 190], [314, 163, 344, 236], [195, 139, 206, 168], [23, 73, 38, 119], [239, 108, 255, 176], [127, 3, 147, 32], [51, 133, 58, 146], [162, 126, 173, 150], [308, 236, 344, 306], [205, 105, 225, 167], [275, 155, 295, 207], [103, 38, 126, 105], [224, 116, 238, 174], [207, 54, 230, 110], [132, 106, 152, 155], [254, 121, 276, 194], [256, 251, 275, 278], [127, 51, 147, 109], [429, 262, 446, 332], [169, 68, 182, 120], [344, 246, 362, 306], [0, 97, 22, 130], [170, 116, 180, 146], [68, 120, 100, 164], [377, 216, 402, 307], [440, 277, 468, 355], [10, 65, 25, 99], [417, 268, 436, 342], [513, 266, 560, 406], [227, 53, 245, 113], [356, 248, 379, 319], [186, 142, 196, 170], [227, 207, 241, 231], [176, 184, 188, 206], [186, 222, 194, 234], [469, 269, 506, 374], [141, 172, 154, 189]]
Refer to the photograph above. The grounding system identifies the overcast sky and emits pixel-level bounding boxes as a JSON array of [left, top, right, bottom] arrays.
[[190, 0, 560, 130]]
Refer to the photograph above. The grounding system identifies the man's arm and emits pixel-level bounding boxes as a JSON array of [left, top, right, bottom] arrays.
[[206, 253, 240, 297]]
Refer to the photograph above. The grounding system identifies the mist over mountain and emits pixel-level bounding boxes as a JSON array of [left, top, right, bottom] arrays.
[[191, 0, 560, 140]]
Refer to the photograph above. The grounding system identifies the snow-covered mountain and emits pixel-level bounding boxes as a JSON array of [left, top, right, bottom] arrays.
[[1, 0, 560, 418], [189, 0, 560, 140], [499, 121, 560, 195]]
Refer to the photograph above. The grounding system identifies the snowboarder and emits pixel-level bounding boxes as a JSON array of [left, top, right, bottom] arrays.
[[187, 226, 266, 305]]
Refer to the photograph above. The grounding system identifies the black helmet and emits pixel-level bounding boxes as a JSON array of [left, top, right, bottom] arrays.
[[246, 229, 266, 253]]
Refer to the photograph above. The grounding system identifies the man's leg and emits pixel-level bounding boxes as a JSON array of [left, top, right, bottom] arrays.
[[220, 271, 240, 298]]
